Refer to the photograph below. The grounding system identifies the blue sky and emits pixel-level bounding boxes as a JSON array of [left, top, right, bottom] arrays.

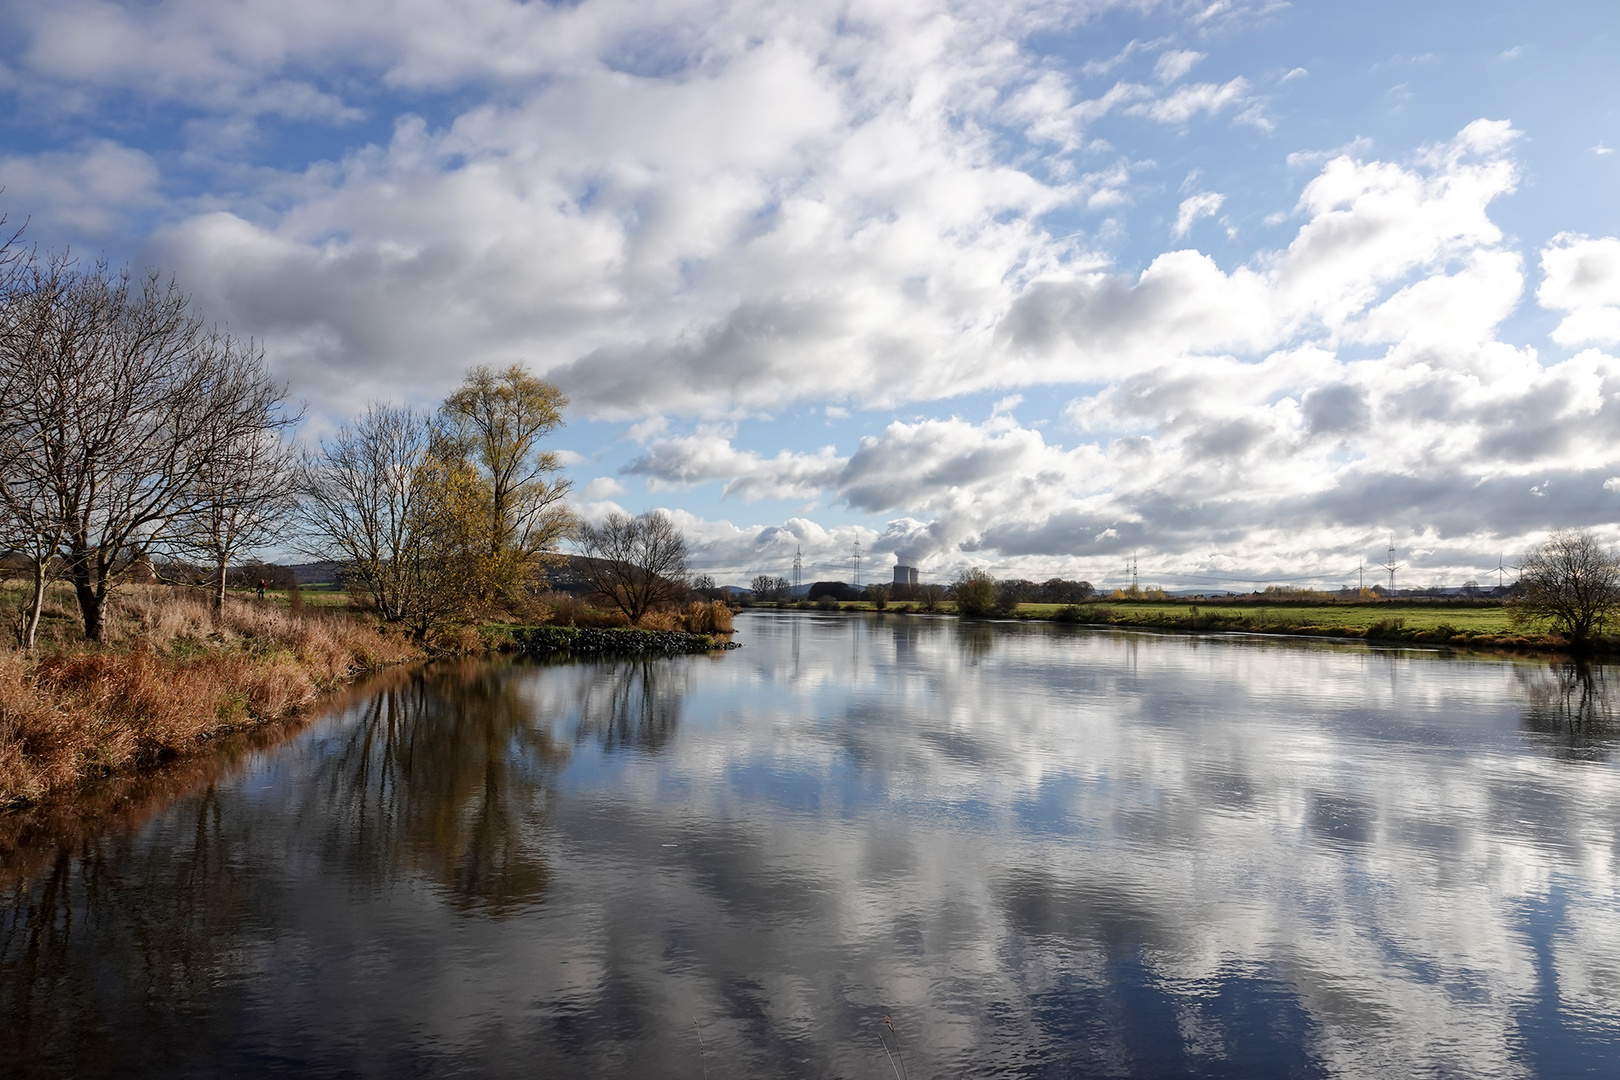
[[3, 0, 1619, 589]]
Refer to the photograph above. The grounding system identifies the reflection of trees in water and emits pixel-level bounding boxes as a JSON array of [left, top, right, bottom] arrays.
[[567, 658, 688, 753], [316, 661, 568, 915], [1518, 662, 1619, 760], [0, 663, 574, 1074], [2, 784, 258, 1077], [955, 621, 995, 664]]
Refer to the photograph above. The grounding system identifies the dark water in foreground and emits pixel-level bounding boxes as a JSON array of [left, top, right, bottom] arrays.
[[5, 613, 1620, 1078]]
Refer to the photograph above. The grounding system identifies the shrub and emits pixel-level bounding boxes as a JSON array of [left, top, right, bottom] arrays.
[[807, 581, 859, 602], [527, 590, 629, 628], [678, 600, 734, 635], [953, 568, 998, 618]]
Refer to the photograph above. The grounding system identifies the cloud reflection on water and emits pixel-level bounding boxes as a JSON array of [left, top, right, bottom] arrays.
[[2, 616, 1619, 1078]]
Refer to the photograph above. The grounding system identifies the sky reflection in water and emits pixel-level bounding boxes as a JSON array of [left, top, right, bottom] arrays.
[[4, 613, 1620, 1078]]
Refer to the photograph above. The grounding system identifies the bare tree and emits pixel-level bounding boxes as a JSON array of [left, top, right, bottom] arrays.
[[439, 364, 574, 595], [172, 409, 302, 610], [300, 404, 445, 632], [0, 258, 285, 641], [0, 254, 70, 647], [575, 511, 689, 625], [0, 426, 68, 648], [1510, 528, 1620, 651]]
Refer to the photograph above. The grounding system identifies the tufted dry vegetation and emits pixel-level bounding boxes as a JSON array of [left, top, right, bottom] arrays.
[[521, 590, 733, 636], [0, 584, 417, 808]]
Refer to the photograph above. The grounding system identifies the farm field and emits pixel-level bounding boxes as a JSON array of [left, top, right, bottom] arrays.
[[1009, 601, 1517, 634]]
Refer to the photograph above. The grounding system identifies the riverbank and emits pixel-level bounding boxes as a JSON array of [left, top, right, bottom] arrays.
[[1, 588, 743, 811], [1044, 603, 1583, 652], [754, 599, 1597, 654], [0, 587, 422, 809]]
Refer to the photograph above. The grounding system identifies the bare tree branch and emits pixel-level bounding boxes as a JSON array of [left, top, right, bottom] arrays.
[[574, 511, 689, 625], [1510, 528, 1620, 650], [0, 258, 294, 640]]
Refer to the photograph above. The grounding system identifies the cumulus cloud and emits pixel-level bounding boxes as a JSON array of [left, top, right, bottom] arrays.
[[1, 1, 1611, 584], [126, 2, 1107, 414], [16, 2, 1267, 420], [582, 476, 625, 499], [998, 121, 1522, 378], [624, 431, 843, 501], [0, 139, 161, 234], [628, 325, 1620, 582], [1538, 233, 1620, 347]]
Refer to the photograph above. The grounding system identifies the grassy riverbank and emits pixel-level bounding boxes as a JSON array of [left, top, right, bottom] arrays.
[[1029, 601, 1555, 647], [762, 598, 1588, 651], [0, 585, 740, 810], [0, 584, 421, 808]]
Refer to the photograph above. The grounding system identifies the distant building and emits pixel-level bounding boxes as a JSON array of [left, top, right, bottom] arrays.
[[893, 564, 919, 587]]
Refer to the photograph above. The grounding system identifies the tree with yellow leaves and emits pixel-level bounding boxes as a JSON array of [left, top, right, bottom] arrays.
[[439, 364, 574, 599]]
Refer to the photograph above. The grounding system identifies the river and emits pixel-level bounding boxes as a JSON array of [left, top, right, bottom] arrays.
[[4, 612, 1619, 1078]]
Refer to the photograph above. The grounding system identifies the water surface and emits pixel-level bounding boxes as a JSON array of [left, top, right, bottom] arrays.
[[4, 613, 1619, 1078]]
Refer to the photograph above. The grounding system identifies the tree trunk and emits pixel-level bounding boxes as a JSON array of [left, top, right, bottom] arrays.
[[214, 557, 229, 611], [22, 560, 46, 650], [73, 578, 104, 643], [69, 547, 105, 643]]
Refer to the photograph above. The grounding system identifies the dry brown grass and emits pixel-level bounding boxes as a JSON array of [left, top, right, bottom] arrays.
[[628, 599, 736, 635], [517, 592, 735, 635], [523, 590, 632, 628], [678, 599, 735, 635], [0, 585, 419, 808]]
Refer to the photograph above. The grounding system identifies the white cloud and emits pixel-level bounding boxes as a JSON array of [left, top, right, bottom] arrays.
[[1285, 136, 1374, 170], [1172, 192, 1224, 238], [0, 0, 1610, 582], [1153, 49, 1204, 83], [0, 139, 161, 234], [1128, 76, 1251, 125], [623, 431, 844, 501], [1538, 233, 1620, 347], [582, 476, 625, 499]]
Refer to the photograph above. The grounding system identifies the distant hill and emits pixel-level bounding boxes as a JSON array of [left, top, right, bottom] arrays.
[[276, 561, 343, 586]]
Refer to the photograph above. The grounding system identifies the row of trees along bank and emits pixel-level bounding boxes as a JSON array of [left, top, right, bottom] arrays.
[[744, 534, 1620, 654], [0, 242, 718, 650], [0, 249, 297, 647], [4, 243, 1614, 654], [299, 368, 574, 640]]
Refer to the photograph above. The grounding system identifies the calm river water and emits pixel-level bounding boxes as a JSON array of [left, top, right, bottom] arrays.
[[4, 612, 1620, 1078]]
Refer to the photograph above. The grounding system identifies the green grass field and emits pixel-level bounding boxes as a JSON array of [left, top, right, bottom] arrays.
[[1007, 601, 1518, 634]]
